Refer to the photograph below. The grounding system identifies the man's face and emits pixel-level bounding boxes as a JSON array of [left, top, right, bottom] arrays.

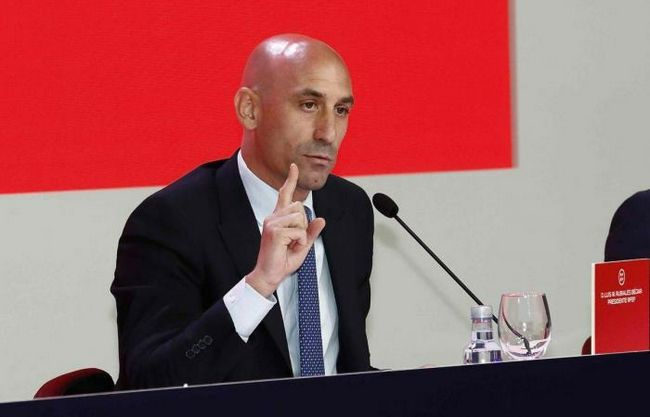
[[254, 57, 353, 194]]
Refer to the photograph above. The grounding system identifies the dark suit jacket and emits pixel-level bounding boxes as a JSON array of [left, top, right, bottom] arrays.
[[111, 153, 374, 389], [605, 189, 650, 261]]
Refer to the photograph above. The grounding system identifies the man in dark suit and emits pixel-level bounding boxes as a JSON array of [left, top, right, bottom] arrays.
[[111, 34, 374, 389], [605, 189, 650, 261]]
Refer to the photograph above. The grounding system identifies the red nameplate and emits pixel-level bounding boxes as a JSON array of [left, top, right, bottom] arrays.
[[592, 259, 650, 354]]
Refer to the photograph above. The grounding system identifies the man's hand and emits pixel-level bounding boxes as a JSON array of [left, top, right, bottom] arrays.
[[246, 163, 326, 297]]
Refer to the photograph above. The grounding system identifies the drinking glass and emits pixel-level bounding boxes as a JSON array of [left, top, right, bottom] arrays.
[[498, 292, 552, 360]]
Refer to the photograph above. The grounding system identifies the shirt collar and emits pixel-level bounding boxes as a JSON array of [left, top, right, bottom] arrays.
[[237, 151, 314, 227]]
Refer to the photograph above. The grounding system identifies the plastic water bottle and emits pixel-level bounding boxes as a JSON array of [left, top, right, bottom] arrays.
[[463, 305, 502, 364]]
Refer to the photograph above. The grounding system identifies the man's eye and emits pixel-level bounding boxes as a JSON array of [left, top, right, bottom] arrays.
[[301, 102, 317, 111], [335, 106, 350, 116]]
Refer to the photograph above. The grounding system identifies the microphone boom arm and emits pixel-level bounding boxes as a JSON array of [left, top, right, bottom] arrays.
[[393, 214, 499, 325]]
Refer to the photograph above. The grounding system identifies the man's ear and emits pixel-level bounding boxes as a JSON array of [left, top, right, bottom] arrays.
[[234, 87, 259, 130]]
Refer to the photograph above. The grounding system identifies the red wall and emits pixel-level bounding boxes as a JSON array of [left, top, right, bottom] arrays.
[[1, 1, 511, 194]]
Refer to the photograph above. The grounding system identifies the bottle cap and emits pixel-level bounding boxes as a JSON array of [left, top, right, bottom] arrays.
[[471, 305, 493, 319]]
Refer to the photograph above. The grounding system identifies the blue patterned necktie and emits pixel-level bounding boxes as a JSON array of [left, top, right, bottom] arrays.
[[297, 206, 325, 376]]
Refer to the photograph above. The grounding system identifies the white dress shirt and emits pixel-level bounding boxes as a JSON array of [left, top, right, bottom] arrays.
[[223, 151, 339, 376]]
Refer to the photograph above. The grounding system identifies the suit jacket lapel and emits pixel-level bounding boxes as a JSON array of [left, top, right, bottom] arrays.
[[313, 180, 354, 369], [213, 153, 292, 372]]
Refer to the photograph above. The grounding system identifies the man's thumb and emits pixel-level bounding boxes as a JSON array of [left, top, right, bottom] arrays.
[[306, 217, 326, 244]]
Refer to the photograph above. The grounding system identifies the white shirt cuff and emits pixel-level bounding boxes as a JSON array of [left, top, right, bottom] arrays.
[[224, 277, 276, 342]]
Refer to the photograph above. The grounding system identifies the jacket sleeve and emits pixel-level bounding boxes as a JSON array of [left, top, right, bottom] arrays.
[[111, 193, 251, 389], [604, 190, 650, 261]]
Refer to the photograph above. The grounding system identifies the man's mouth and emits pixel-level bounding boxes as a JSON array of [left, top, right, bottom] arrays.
[[304, 154, 332, 162]]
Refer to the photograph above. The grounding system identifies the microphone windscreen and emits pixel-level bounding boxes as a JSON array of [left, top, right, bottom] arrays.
[[372, 193, 399, 218]]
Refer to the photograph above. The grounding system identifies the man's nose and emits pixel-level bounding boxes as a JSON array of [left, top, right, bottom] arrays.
[[313, 111, 336, 143]]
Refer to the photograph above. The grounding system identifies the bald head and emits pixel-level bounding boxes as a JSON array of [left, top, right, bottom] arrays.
[[241, 34, 349, 92], [234, 34, 353, 201]]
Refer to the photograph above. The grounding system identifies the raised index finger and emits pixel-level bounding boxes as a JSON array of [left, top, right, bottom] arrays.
[[275, 163, 299, 210]]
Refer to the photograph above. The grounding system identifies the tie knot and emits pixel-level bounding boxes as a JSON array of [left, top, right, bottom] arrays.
[[304, 206, 313, 222]]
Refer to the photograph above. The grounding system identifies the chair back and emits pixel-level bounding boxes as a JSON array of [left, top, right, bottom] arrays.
[[34, 368, 114, 398], [581, 336, 592, 355]]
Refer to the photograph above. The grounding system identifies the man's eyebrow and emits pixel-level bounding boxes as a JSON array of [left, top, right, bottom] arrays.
[[339, 96, 354, 106], [296, 88, 325, 98], [295, 88, 355, 106]]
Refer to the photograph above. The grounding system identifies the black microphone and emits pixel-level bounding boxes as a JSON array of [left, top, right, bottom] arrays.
[[372, 192, 533, 355], [372, 192, 496, 321]]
